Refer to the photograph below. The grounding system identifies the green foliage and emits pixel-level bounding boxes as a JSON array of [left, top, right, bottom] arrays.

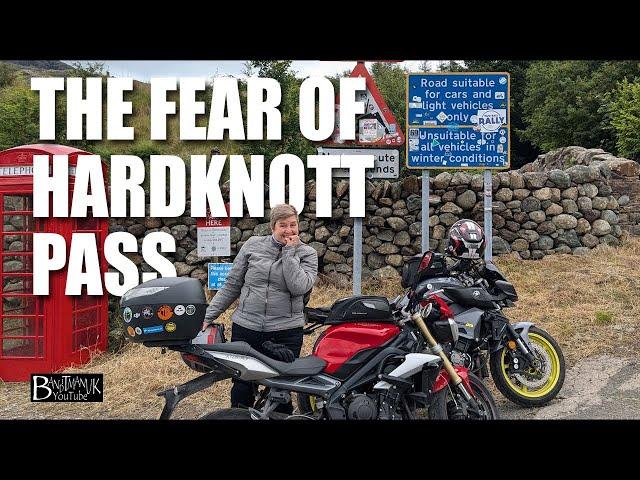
[[0, 86, 41, 149], [0, 62, 18, 88], [127, 140, 164, 160], [463, 60, 539, 168], [241, 61, 315, 178], [370, 62, 407, 136], [595, 310, 614, 324], [604, 79, 640, 160], [521, 61, 640, 154], [438, 61, 466, 72], [69, 61, 107, 78], [438, 60, 539, 168], [370, 62, 410, 177]]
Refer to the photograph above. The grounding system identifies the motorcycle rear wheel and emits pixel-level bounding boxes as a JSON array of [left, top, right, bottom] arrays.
[[428, 372, 499, 420], [489, 326, 565, 407]]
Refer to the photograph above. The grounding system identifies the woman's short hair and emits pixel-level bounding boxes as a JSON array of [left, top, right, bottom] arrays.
[[270, 204, 298, 229]]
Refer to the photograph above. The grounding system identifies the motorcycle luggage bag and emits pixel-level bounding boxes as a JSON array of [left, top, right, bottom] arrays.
[[325, 296, 394, 325], [120, 277, 207, 345], [401, 252, 449, 289], [401, 255, 421, 288]]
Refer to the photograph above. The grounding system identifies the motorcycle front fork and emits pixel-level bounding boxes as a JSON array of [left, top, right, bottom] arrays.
[[504, 323, 537, 368], [469, 322, 536, 377]]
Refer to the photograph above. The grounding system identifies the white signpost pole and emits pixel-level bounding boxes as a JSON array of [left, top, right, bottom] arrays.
[[422, 172, 430, 253], [353, 217, 362, 295], [316, 61, 404, 296], [483, 169, 493, 263], [407, 73, 509, 262]]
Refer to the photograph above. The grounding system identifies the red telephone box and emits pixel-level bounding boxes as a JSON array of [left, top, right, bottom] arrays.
[[0, 144, 109, 381]]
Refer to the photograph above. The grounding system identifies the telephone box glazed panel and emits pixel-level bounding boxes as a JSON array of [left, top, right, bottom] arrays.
[[0, 144, 109, 381]]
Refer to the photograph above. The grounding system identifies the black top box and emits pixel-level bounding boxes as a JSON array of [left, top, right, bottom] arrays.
[[120, 277, 207, 345]]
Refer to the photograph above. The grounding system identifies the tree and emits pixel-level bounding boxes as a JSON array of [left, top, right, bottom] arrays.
[[69, 61, 107, 78], [241, 61, 315, 180], [0, 86, 40, 149], [0, 62, 18, 89], [605, 78, 640, 160], [370, 62, 407, 138], [369, 62, 412, 177], [521, 61, 640, 154]]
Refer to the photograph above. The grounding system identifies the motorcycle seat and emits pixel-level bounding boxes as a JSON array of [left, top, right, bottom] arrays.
[[200, 341, 327, 376]]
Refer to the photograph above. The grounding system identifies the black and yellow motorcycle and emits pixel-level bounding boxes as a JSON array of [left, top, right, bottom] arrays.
[[400, 250, 565, 407]]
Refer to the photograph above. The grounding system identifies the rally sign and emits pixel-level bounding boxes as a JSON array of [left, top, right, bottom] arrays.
[[406, 72, 510, 170]]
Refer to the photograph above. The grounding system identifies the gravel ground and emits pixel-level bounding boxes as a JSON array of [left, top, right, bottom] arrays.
[[497, 355, 640, 419]]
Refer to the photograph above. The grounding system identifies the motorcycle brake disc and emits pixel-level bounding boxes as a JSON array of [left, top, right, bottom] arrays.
[[512, 342, 552, 389]]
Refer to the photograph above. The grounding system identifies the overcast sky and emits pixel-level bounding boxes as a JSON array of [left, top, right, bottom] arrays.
[[72, 60, 441, 81]]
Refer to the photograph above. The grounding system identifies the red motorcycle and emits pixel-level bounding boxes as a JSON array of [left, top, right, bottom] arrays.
[[121, 277, 498, 420]]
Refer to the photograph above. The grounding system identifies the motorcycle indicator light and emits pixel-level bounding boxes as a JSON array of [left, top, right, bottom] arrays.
[[507, 340, 517, 350], [432, 295, 454, 320], [420, 295, 454, 321], [418, 252, 433, 271]]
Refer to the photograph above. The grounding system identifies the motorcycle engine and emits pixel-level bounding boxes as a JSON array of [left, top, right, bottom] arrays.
[[346, 394, 378, 420], [451, 350, 472, 368]]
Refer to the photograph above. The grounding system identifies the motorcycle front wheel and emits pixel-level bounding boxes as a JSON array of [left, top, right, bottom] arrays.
[[489, 326, 565, 407], [428, 372, 499, 420]]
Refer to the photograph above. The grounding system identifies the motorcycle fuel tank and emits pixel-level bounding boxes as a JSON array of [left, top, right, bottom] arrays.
[[415, 276, 465, 295], [414, 276, 482, 341], [313, 323, 400, 377]]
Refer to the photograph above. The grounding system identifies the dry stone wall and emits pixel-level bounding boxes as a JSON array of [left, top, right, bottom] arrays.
[[110, 147, 640, 287]]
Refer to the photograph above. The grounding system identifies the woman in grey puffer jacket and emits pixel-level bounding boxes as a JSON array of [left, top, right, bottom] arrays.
[[201, 204, 318, 411]]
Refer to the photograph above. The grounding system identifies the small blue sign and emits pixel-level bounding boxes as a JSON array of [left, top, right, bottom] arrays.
[[406, 72, 510, 169], [208, 263, 233, 290]]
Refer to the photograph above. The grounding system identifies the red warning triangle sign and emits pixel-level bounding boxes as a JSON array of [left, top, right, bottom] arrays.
[[322, 62, 405, 147]]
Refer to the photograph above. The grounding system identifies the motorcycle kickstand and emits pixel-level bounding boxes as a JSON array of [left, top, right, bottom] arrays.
[[158, 370, 233, 420], [249, 389, 291, 420]]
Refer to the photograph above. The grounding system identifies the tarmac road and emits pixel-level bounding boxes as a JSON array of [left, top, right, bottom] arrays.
[[497, 355, 640, 420]]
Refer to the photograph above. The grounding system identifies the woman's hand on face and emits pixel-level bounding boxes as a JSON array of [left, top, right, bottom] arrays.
[[284, 234, 301, 247]]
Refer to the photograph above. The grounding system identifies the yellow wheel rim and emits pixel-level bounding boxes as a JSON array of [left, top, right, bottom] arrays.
[[309, 395, 318, 412], [501, 332, 561, 398]]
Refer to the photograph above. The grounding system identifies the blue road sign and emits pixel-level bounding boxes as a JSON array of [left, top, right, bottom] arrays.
[[406, 72, 510, 169], [208, 263, 233, 290]]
